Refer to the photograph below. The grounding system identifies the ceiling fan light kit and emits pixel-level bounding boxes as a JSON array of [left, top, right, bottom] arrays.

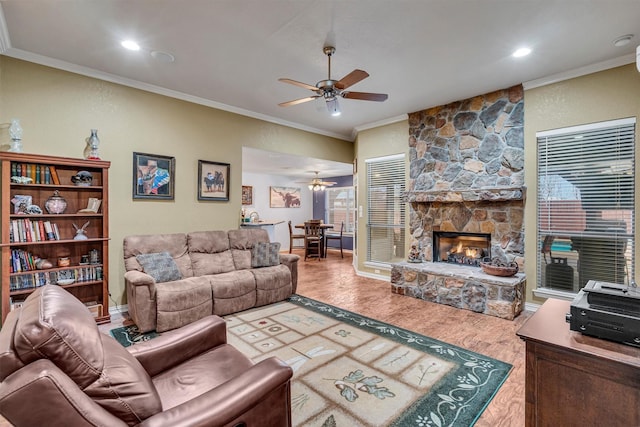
[[302, 171, 337, 192], [278, 46, 388, 115]]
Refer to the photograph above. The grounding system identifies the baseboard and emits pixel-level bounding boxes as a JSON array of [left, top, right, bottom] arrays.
[[109, 303, 128, 319], [524, 302, 540, 312], [355, 269, 390, 282]]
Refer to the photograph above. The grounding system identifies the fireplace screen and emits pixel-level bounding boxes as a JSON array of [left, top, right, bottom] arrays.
[[433, 231, 491, 266]]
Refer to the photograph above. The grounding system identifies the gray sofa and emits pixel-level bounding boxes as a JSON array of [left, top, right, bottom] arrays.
[[123, 229, 299, 333]]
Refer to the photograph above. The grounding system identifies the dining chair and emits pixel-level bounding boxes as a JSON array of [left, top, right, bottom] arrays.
[[324, 221, 344, 258], [303, 221, 323, 261], [288, 220, 306, 253]]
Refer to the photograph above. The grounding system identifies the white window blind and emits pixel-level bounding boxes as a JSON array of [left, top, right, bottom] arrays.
[[325, 187, 355, 233], [366, 154, 405, 264], [537, 117, 635, 291]]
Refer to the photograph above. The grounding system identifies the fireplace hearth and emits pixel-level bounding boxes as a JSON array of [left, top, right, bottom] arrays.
[[433, 231, 491, 267]]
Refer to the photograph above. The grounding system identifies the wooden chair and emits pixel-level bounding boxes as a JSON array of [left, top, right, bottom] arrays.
[[324, 221, 344, 258], [288, 220, 305, 253], [303, 221, 323, 261]]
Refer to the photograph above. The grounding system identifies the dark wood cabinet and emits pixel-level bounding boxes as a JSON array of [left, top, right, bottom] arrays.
[[517, 298, 640, 427], [0, 152, 110, 325]]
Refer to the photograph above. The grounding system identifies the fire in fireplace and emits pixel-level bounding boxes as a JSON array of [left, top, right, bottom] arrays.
[[433, 231, 491, 267]]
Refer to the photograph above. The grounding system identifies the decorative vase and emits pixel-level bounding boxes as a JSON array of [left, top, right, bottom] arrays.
[[83, 129, 101, 160], [8, 118, 23, 153], [45, 190, 67, 214]]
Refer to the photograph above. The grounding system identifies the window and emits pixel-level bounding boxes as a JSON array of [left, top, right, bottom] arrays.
[[537, 118, 635, 292], [325, 187, 355, 233], [366, 154, 406, 264]]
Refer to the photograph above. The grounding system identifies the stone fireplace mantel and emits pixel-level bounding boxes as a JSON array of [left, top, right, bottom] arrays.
[[403, 186, 525, 203]]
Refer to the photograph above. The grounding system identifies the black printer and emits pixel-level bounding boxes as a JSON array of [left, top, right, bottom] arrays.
[[566, 280, 640, 347]]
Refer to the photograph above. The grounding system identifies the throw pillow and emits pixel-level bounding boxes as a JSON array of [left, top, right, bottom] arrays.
[[251, 242, 281, 268], [136, 252, 182, 283]]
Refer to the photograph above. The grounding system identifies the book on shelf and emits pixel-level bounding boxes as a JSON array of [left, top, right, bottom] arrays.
[[49, 165, 60, 185], [9, 219, 59, 242]]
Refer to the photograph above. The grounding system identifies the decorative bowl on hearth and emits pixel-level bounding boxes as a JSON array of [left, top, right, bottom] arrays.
[[480, 258, 519, 277]]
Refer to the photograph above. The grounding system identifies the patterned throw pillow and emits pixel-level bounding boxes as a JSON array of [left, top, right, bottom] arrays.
[[136, 252, 182, 283], [251, 242, 281, 267]]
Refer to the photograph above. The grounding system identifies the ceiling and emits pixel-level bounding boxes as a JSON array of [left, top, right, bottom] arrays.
[[0, 1, 639, 149], [242, 147, 353, 180]]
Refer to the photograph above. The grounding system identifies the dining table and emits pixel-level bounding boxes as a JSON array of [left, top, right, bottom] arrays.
[[295, 223, 334, 258]]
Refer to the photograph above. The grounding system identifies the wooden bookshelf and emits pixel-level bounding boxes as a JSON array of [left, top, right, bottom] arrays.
[[0, 152, 110, 324]]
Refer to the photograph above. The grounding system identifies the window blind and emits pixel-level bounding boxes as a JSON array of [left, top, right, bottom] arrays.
[[326, 187, 355, 233], [366, 154, 405, 263], [536, 117, 635, 291]]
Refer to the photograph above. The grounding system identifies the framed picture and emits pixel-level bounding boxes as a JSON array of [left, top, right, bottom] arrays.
[[133, 152, 175, 200], [242, 185, 253, 205], [270, 186, 301, 208], [198, 160, 230, 201]]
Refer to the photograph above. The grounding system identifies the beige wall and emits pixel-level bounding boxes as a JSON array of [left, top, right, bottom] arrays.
[[0, 57, 353, 305], [524, 63, 640, 304], [354, 119, 409, 276]]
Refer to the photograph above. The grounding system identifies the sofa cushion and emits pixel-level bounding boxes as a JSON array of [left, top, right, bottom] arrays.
[[124, 233, 193, 278], [155, 277, 213, 332], [209, 270, 257, 315], [251, 242, 281, 267], [252, 265, 293, 307], [188, 231, 235, 275], [136, 252, 182, 283], [12, 286, 162, 424], [228, 229, 270, 270]]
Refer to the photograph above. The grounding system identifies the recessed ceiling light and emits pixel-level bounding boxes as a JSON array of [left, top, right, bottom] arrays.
[[612, 34, 634, 47], [121, 40, 141, 51], [512, 47, 532, 58], [150, 50, 175, 63]]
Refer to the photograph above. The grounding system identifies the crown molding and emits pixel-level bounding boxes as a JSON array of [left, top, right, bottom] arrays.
[[352, 114, 408, 139], [1, 48, 353, 142], [523, 53, 636, 90]]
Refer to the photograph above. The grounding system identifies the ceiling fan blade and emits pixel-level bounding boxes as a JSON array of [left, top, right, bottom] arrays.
[[335, 69, 369, 90], [278, 96, 319, 107], [342, 91, 388, 102], [278, 78, 319, 92]]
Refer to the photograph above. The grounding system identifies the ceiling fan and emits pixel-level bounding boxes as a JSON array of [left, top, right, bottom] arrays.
[[297, 171, 337, 191], [278, 46, 388, 116]]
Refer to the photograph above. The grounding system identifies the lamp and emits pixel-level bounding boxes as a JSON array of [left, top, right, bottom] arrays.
[[326, 97, 341, 116], [308, 183, 326, 191]]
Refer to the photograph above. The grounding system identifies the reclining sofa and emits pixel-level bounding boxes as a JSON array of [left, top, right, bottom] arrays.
[[124, 229, 299, 333]]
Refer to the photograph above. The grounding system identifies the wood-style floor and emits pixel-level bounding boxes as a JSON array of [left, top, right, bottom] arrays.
[[294, 249, 530, 427], [0, 249, 531, 426]]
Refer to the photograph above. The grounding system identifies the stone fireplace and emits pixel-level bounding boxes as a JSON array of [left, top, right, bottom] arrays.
[[391, 85, 526, 320]]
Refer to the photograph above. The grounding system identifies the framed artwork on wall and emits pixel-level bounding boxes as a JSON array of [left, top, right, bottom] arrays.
[[242, 185, 253, 205], [198, 160, 230, 201], [133, 152, 175, 200], [270, 186, 301, 208]]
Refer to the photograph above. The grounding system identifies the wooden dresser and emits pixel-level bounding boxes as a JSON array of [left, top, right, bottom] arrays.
[[516, 298, 640, 427]]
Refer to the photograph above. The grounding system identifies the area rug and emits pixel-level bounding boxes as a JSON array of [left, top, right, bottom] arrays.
[[109, 324, 158, 347], [225, 295, 512, 427], [108, 296, 511, 426]]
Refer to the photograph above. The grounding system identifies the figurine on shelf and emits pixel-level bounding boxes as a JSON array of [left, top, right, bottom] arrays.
[[8, 118, 23, 153], [73, 221, 90, 240], [408, 242, 423, 263], [83, 129, 101, 160]]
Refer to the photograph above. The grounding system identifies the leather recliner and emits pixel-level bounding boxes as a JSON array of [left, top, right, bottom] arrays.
[[0, 285, 293, 427]]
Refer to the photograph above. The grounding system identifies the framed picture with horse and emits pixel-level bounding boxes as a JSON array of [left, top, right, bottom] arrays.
[[133, 152, 175, 200], [198, 160, 230, 201]]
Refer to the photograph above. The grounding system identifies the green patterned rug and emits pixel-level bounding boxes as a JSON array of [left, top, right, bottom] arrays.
[[226, 295, 512, 427], [110, 296, 512, 426]]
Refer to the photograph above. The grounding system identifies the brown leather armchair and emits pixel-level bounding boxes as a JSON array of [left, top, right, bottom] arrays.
[[0, 285, 293, 427]]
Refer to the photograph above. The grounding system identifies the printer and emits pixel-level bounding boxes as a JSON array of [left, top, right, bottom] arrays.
[[566, 280, 640, 347]]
